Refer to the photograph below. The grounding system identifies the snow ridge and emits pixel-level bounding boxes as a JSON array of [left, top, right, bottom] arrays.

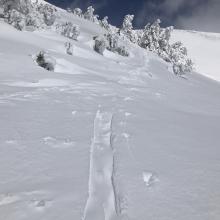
[[83, 110, 118, 220]]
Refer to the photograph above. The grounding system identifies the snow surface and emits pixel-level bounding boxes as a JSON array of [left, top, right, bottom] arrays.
[[0, 4, 220, 220], [172, 30, 220, 82]]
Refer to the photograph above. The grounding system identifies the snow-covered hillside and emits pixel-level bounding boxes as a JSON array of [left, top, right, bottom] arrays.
[[172, 30, 220, 82], [0, 2, 220, 220]]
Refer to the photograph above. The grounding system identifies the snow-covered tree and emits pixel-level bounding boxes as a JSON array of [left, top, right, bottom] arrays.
[[122, 14, 134, 32], [73, 8, 82, 17], [66, 8, 72, 13], [93, 14, 99, 24], [169, 41, 193, 75], [39, 4, 56, 26], [139, 19, 192, 75], [65, 42, 73, 55], [2, 0, 31, 15], [60, 22, 80, 40], [105, 33, 129, 56], [6, 9, 25, 30], [100, 16, 110, 30], [84, 6, 95, 21], [121, 14, 137, 43], [93, 35, 107, 55], [2, 0, 57, 30], [139, 23, 150, 48], [157, 26, 174, 62]]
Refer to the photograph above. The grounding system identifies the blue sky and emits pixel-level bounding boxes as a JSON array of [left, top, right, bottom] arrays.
[[46, 0, 220, 32]]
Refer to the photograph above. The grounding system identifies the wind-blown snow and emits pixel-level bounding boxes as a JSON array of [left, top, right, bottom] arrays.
[[0, 4, 220, 220]]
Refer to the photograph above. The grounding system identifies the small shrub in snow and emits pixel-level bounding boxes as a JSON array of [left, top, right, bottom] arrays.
[[93, 36, 107, 55], [59, 22, 80, 40], [35, 51, 55, 71], [65, 42, 73, 55]]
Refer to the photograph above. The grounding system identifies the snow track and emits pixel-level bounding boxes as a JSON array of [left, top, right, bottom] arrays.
[[83, 110, 118, 220]]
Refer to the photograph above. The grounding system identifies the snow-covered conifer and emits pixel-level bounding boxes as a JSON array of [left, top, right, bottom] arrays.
[[73, 8, 82, 17], [139, 23, 151, 48], [169, 42, 193, 75], [93, 14, 99, 24], [121, 14, 136, 43], [42, 4, 56, 26], [106, 33, 119, 52], [84, 6, 95, 21], [105, 33, 129, 56], [122, 14, 134, 32], [60, 22, 80, 40], [6, 9, 25, 30], [66, 8, 72, 13], [100, 16, 110, 30]]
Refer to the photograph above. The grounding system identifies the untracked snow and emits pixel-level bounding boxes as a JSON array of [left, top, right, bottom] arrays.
[[0, 3, 220, 220], [172, 30, 220, 82]]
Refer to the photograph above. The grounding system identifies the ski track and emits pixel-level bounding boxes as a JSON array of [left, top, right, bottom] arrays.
[[83, 110, 119, 220]]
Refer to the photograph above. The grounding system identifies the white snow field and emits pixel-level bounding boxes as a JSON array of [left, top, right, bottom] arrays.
[[172, 30, 220, 82], [0, 4, 220, 220]]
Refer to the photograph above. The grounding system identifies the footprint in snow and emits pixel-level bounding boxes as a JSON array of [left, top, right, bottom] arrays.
[[43, 136, 75, 148], [125, 112, 132, 117], [124, 97, 133, 101], [30, 199, 52, 211], [71, 111, 77, 115], [122, 133, 130, 139], [5, 140, 17, 145], [142, 171, 159, 187], [0, 194, 20, 206]]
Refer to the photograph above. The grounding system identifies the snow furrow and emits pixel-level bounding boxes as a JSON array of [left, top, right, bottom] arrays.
[[83, 110, 118, 220]]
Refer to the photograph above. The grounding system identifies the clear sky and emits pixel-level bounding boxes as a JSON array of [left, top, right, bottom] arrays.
[[46, 0, 220, 32]]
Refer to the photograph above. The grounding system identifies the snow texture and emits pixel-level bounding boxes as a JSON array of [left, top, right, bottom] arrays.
[[0, 1, 220, 220]]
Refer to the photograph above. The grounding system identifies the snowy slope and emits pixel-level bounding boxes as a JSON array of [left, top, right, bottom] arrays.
[[172, 30, 220, 82], [0, 4, 220, 220]]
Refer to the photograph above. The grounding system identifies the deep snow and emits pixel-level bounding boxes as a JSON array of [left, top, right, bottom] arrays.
[[0, 5, 220, 220]]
